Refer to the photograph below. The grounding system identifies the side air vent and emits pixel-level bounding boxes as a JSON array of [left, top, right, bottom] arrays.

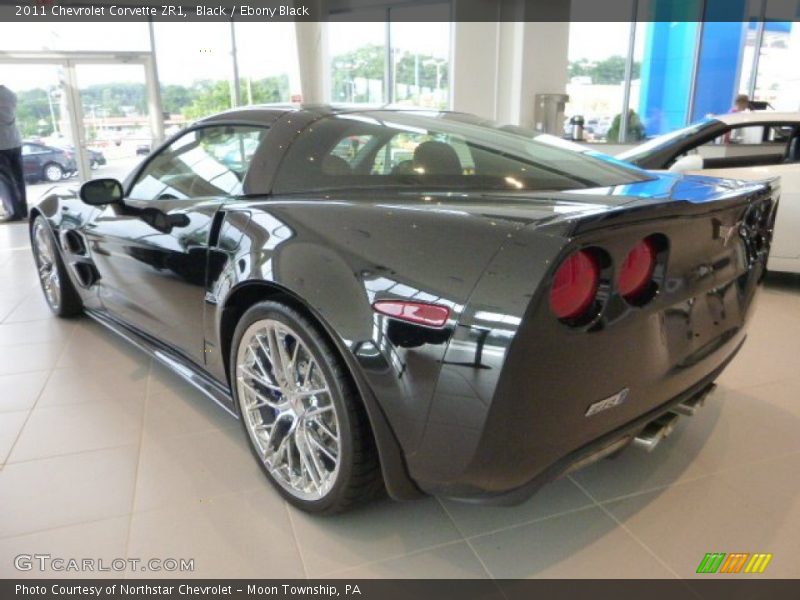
[[61, 230, 87, 256], [73, 262, 100, 288]]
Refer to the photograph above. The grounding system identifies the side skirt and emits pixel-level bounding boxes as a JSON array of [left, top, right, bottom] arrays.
[[85, 309, 237, 418]]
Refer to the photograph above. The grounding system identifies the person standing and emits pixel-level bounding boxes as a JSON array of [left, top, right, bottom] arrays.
[[732, 93, 751, 113], [0, 84, 27, 222]]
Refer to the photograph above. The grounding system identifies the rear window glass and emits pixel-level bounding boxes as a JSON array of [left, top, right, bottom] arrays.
[[273, 111, 652, 194]]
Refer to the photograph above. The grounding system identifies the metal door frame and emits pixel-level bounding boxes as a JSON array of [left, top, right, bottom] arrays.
[[0, 50, 164, 182]]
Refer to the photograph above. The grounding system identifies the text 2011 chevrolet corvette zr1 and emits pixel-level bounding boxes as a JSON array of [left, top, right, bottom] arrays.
[[29, 106, 777, 513]]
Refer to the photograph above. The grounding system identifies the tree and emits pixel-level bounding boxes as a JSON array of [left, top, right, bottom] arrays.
[[183, 80, 234, 120], [182, 76, 291, 120], [569, 55, 641, 85], [330, 44, 385, 103], [240, 75, 290, 105], [606, 109, 647, 142], [330, 44, 449, 105], [15, 88, 54, 137], [81, 82, 147, 116], [11, 76, 293, 136], [161, 84, 193, 115]]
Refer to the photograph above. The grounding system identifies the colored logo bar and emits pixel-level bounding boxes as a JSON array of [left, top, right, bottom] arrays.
[[696, 552, 772, 574]]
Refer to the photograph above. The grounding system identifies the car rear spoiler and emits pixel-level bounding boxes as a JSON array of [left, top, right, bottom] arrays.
[[567, 178, 778, 237]]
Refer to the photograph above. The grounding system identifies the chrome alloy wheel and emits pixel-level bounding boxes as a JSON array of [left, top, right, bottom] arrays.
[[236, 319, 341, 501], [32, 220, 61, 311], [44, 163, 63, 182]]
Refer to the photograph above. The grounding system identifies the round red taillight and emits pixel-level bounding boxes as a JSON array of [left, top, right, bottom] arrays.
[[549, 250, 600, 320], [618, 238, 656, 301]]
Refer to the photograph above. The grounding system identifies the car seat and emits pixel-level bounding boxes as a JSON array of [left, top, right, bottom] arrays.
[[321, 155, 352, 175], [412, 141, 462, 175]]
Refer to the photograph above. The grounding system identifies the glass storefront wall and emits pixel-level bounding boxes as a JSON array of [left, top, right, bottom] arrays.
[[328, 4, 451, 108], [1, 8, 796, 152], [329, 18, 388, 104], [234, 23, 302, 105], [566, 21, 634, 142], [568, 0, 799, 143]]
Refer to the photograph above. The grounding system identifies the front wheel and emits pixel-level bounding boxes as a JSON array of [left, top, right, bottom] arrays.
[[231, 301, 382, 514], [31, 217, 82, 317]]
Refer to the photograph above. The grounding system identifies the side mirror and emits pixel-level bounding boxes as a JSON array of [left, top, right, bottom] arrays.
[[669, 154, 704, 173], [80, 179, 123, 206]]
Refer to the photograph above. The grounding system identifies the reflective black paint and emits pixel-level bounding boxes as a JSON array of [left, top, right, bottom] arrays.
[[29, 107, 777, 503]]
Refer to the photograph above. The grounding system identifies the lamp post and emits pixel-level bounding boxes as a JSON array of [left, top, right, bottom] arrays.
[[333, 61, 353, 102], [423, 58, 444, 106], [47, 87, 60, 136]]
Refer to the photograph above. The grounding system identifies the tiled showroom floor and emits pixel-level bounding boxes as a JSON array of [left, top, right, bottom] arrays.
[[1, 219, 799, 579]]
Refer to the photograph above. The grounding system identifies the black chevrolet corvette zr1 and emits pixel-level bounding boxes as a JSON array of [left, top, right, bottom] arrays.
[[28, 106, 777, 513]]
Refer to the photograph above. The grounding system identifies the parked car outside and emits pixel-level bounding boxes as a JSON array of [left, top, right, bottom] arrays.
[[21, 141, 77, 183]]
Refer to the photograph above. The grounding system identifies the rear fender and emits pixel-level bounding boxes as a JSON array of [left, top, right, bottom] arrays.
[[409, 228, 568, 487], [215, 279, 424, 500]]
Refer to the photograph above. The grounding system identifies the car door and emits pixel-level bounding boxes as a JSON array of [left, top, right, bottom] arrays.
[[20, 144, 36, 179], [21, 143, 45, 179], [82, 124, 269, 363]]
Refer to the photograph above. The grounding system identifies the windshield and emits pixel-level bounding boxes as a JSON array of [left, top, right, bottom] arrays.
[[617, 119, 718, 164], [273, 111, 653, 194]]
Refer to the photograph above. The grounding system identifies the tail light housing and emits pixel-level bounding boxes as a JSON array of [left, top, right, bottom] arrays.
[[549, 249, 600, 321], [373, 300, 450, 328], [618, 238, 656, 302]]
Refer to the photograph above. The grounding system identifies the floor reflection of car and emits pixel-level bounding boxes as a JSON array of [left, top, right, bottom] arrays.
[[617, 111, 800, 273], [21, 141, 78, 183]]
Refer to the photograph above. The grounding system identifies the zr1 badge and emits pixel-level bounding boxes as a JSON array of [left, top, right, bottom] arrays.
[[585, 388, 629, 417]]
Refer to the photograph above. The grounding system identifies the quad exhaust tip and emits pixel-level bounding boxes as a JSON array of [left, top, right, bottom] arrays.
[[632, 412, 680, 452], [632, 384, 716, 453], [673, 385, 713, 416]]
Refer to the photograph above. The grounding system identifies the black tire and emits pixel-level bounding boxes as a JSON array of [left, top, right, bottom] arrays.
[[42, 162, 64, 183], [230, 300, 383, 514], [31, 216, 83, 318]]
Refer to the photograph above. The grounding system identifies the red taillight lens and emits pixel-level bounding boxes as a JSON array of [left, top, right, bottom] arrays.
[[549, 250, 600, 320], [372, 300, 450, 328], [618, 238, 656, 301]]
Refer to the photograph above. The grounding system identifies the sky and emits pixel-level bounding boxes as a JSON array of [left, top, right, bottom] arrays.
[[568, 22, 638, 61], [1, 22, 291, 88], [1, 21, 450, 92]]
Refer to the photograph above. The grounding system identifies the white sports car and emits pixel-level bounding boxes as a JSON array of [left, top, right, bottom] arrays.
[[618, 112, 800, 273]]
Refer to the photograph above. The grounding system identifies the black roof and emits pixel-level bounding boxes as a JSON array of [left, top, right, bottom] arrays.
[[198, 103, 452, 125]]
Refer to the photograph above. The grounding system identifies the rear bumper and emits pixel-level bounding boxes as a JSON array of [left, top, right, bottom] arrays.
[[445, 340, 739, 505], [417, 322, 746, 503]]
